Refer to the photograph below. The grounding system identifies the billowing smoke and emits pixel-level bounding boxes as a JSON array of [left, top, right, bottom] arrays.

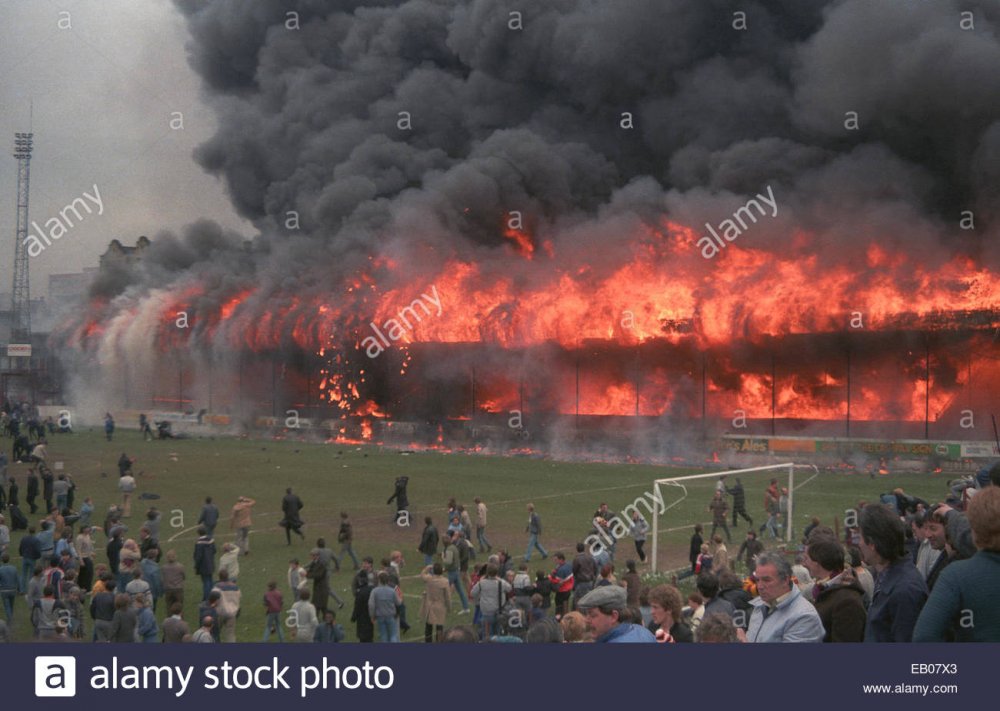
[[58, 1, 1000, 446]]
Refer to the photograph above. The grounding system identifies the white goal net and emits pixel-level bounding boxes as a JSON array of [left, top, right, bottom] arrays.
[[650, 463, 817, 573]]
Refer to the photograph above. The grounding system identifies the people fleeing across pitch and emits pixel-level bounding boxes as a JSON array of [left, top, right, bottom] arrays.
[[337, 511, 360, 570], [193, 526, 216, 602], [474, 496, 491, 553], [309, 539, 345, 611], [212, 569, 241, 642], [629, 511, 648, 563], [419, 563, 451, 643], [118, 470, 136, 517], [117, 453, 132, 478], [280, 488, 305, 544], [291, 590, 318, 643], [572, 542, 598, 607], [138, 414, 153, 441], [760, 479, 782, 539], [218, 542, 240, 582], [737, 530, 764, 573], [471, 562, 511, 639], [708, 490, 731, 543], [525, 503, 548, 561], [441, 531, 470, 614], [592, 503, 617, 558], [678, 524, 703, 581], [198, 497, 219, 537], [725, 476, 753, 528], [26, 469, 39, 514], [386, 476, 409, 525], [40, 467, 54, 514], [230, 496, 256, 555], [261, 579, 284, 642], [368, 571, 402, 643], [418, 516, 439, 566], [712, 535, 730, 572]]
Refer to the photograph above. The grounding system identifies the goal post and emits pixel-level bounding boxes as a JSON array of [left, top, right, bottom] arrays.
[[650, 463, 804, 574]]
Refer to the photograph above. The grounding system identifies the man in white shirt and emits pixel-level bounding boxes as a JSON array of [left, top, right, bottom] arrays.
[[474, 497, 491, 553], [118, 473, 136, 517]]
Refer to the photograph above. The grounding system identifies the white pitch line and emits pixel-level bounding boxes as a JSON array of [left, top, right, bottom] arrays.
[[167, 525, 202, 542]]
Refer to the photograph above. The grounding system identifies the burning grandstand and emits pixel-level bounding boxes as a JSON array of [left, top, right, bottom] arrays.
[[55, 2, 1000, 457]]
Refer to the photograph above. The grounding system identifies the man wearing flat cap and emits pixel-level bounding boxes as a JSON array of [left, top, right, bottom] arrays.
[[576, 585, 656, 643]]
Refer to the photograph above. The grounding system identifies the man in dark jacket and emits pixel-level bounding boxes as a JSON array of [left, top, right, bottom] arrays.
[[923, 504, 973, 593], [687, 524, 703, 575], [717, 569, 753, 629], [193, 526, 216, 601], [18, 526, 41, 593], [106, 528, 124, 580], [281, 488, 305, 544], [40, 468, 54, 514], [89, 580, 116, 641], [859, 504, 927, 642], [525, 503, 548, 562], [696, 572, 736, 620], [803, 535, 866, 642], [26, 469, 39, 514], [572, 542, 598, 608], [736, 530, 765, 573], [197, 497, 219, 537], [707, 490, 731, 543], [418, 517, 439, 565], [350, 558, 376, 642], [726, 477, 753, 528], [386, 476, 409, 525], [337, 511, 359, 569]]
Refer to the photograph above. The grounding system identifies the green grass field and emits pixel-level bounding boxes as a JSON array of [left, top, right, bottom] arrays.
[[2, 429, 957, 642]]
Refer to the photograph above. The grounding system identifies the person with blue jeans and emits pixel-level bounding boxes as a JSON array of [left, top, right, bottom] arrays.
[[441, 532, 470, 613], [475, 497, 492, 553], [470, 563, 511, 639], [0, 553, 18, 621], [262, 580, 285, 642], [337, 512, 361, 570], [368, 571, 401, 642], [525, 503, 548, 562], [418, 516, 439, 566]]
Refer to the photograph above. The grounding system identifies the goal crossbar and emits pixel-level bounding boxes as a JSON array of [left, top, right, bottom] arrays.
[[651, 463, 810, 573]]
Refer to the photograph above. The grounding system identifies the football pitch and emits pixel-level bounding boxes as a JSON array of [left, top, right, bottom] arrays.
[[2, 429, 956, 642]]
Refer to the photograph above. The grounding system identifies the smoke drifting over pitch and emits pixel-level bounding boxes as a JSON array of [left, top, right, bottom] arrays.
[[59, 1, 1000, 447]]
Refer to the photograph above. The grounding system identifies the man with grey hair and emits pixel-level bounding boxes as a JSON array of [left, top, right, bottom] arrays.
[[576, 585, 656, 643], [743, 552, 824, 643]]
